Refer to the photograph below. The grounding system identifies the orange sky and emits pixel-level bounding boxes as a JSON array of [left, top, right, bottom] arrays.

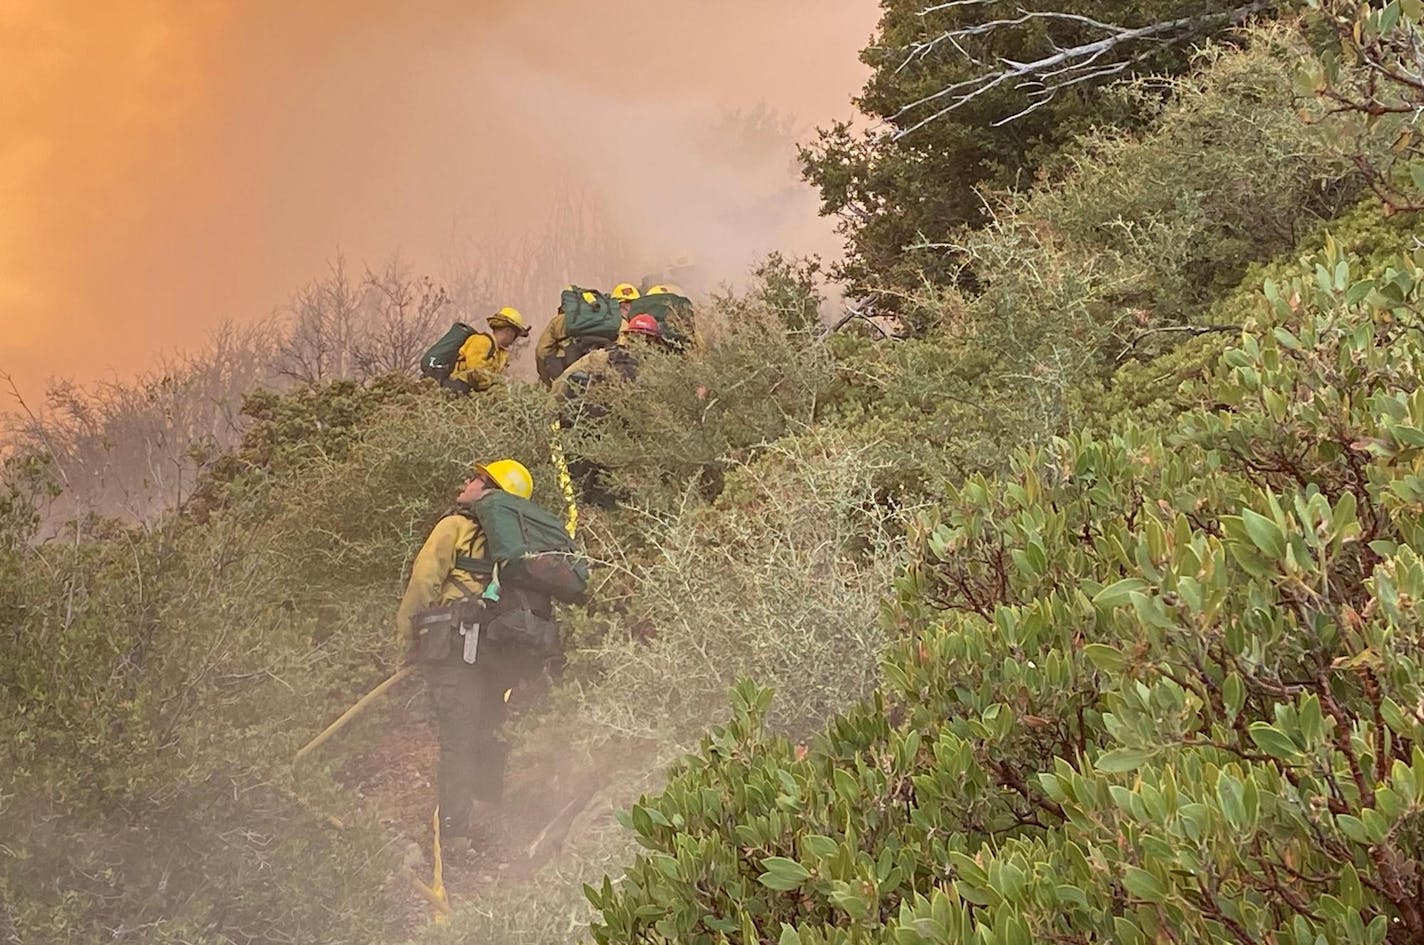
[[0, 1, 877, 402]]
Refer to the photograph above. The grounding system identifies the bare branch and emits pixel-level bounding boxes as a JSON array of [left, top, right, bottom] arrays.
[[1, 372, 70, 488], [1114, 324, 1240, 364], [893, 0, 1275, 138], [820, 303, 893, 341], [920, 0, 996, 13]]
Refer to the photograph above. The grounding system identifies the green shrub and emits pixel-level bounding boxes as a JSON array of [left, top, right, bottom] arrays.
[[586, 237, 1424, 942], [560, 309, 834, 513], [0, 509, 397, 943], [818, 32, 1386, 509], [1071, 199, 1423, 434]]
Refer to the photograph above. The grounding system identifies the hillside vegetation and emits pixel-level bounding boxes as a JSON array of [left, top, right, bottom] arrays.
[[4, 3, 1424, 945]]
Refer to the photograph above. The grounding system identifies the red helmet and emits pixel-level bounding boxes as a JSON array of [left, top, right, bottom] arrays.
[[626, 313, 661, 337]]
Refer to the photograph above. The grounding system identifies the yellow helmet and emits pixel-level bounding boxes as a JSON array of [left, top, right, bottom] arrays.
[[487, 306, 529, 337], [610, 283, 641, 302], [475, 458, 534, 499], [646, 284, 683, 296]]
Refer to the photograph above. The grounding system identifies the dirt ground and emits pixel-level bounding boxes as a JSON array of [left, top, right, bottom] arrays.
[[334, 675, 607, 938]]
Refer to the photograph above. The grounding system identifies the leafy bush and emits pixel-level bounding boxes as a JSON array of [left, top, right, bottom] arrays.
[[750, 252, 825, 333], [0, 504, 397, 943], [1071, 198, 1424, 434], [818, 31, 1383, 508], [560, 308, 835, 512], [587, 235, 1424, 941], [799, 0, 1249, 302]]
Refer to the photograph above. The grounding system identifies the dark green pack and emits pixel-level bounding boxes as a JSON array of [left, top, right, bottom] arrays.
[[420, 321, 478, 382], [626, 292, 695, 346], [466, 491, 589, 604], [561, 286, 622, 342]]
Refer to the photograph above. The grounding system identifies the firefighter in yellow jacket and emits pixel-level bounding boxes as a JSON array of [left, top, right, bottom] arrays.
[[446, 307, 529, 394], [535, 283, 641, 385], [396, 458, 536, 854]]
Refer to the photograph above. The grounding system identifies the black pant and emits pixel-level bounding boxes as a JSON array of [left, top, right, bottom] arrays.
[[422, 652, 524, 837]]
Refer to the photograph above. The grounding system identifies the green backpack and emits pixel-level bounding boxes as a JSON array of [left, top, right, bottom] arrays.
[[626, 292, 695, 346], [420, 321, 478, 382], [561, 286, 622, 342], [464, 491, 589, 604]]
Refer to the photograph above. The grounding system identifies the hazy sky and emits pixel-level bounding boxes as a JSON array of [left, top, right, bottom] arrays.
[[0, 1, 878, 402]]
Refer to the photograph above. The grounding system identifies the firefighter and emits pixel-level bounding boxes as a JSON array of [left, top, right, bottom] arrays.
[[394, 459, 540, 856]]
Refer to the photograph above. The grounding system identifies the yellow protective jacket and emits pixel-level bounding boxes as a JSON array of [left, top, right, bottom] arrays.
[[448, 332, 509, 392], [550, 346, 618, 401], [535, 312, 571, 362], [394, 512, 489, 649]]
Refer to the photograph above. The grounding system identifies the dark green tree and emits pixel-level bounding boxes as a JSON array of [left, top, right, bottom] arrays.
[[800, 0, 1278, 311]]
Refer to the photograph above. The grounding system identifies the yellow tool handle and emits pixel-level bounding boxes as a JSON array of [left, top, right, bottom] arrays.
[[293, 664, 416, 764]]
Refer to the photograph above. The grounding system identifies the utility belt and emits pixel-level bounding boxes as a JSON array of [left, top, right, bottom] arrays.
[[410, 595, 560, 665], [411, 598, 485, 664]]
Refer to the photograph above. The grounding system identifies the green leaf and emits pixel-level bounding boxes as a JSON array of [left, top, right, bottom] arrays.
[[1337, 814, 1372, 845], [1218, 773, 1248, 831], [1392, 426, 1424, 448], [1082, 643, 1127, 674], [758, 856, 812, 891], [1093, 578, 1148, 609], [833, 767, 859, 802], [1122, 867, 1165, 903], [1248, 722, 1300, 760], [1223, 673, 1245, 721], [650, 853, 680, 880], [801, 834, 838, 859], [1241, 508, 1286, 560], [1382, 0, 1403, 35], [1096, 747, 1157, 773]]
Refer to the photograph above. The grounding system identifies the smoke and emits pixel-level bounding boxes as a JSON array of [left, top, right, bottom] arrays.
[[0, 1, 875, 401]]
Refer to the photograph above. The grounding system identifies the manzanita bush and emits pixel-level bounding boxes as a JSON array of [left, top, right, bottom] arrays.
[[588, 231, 1424, 943]]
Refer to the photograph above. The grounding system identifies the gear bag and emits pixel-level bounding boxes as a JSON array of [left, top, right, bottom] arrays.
[[626, 292, 694, 347], [421, 321, 479, 382], [465, 491, 589, 604], [561, 286, 622, 343], [410, 598, 484, 663], [562, 333, 615, 367], [484, 588, 560, 656]]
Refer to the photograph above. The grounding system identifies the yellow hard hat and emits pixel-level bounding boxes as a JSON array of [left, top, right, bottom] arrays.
[[487, 306, 529, 336], [475, 458, 534, 499], [610, 283, 641, 302], [646, 284, 683, 296]]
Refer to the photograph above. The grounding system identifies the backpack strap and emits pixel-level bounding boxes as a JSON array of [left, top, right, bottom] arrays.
[[451, 508, 496, 592], [454, 554, 494, 577]]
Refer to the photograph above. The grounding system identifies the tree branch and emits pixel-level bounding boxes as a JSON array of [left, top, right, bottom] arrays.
[[821, 303, 893, 341], [1113, 324, 1240, 364], [894, 0, 1275, 138]]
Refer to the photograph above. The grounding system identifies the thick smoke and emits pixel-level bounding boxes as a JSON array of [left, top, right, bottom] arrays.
[[0, 1, 874, 401]]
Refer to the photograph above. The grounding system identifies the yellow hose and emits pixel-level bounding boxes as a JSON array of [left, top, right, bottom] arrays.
[[549, 419, 579, 538]]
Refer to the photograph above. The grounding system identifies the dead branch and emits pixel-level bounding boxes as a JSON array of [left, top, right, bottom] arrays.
[[1, 371, 71, 488], [894, 0, 1275, 138], [821, 304, 892, 341], [1114, 324, 1240, 364]]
